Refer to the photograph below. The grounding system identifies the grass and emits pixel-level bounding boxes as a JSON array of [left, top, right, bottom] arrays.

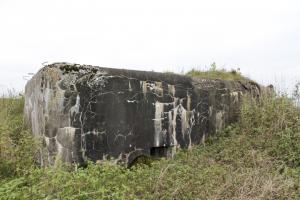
[[1, 91, 300, 199], [186, 63, 248, 81]]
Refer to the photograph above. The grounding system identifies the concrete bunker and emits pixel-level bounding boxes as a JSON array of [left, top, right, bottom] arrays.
[[24, 63, 262, 166]]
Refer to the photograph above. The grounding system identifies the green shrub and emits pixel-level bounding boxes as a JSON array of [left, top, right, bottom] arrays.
[[241, 95, 300, 167]]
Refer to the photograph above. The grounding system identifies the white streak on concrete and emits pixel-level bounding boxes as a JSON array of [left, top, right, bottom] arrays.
[[168, 84, 175, 96], [154, 101, 164, 147], [128, 81, 132, 92]]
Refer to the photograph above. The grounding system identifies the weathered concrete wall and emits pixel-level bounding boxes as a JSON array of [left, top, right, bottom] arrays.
[[24, 63, 262, 166]]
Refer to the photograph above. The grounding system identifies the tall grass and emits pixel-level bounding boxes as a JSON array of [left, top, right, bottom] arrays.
[[0, 95, 39, 179], [1, 90, 300, 199]]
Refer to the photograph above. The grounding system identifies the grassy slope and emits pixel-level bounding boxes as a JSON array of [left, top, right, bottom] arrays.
[[1, 94, 300, 199]]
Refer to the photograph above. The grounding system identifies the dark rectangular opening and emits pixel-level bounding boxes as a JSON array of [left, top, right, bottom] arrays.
[[150, 147, 172, 158]]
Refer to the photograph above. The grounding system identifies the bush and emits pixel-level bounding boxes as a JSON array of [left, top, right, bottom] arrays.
[[241, 94, 300, 170]]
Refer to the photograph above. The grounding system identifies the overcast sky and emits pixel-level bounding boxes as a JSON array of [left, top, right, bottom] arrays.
[[0, 0, 300, 95]]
